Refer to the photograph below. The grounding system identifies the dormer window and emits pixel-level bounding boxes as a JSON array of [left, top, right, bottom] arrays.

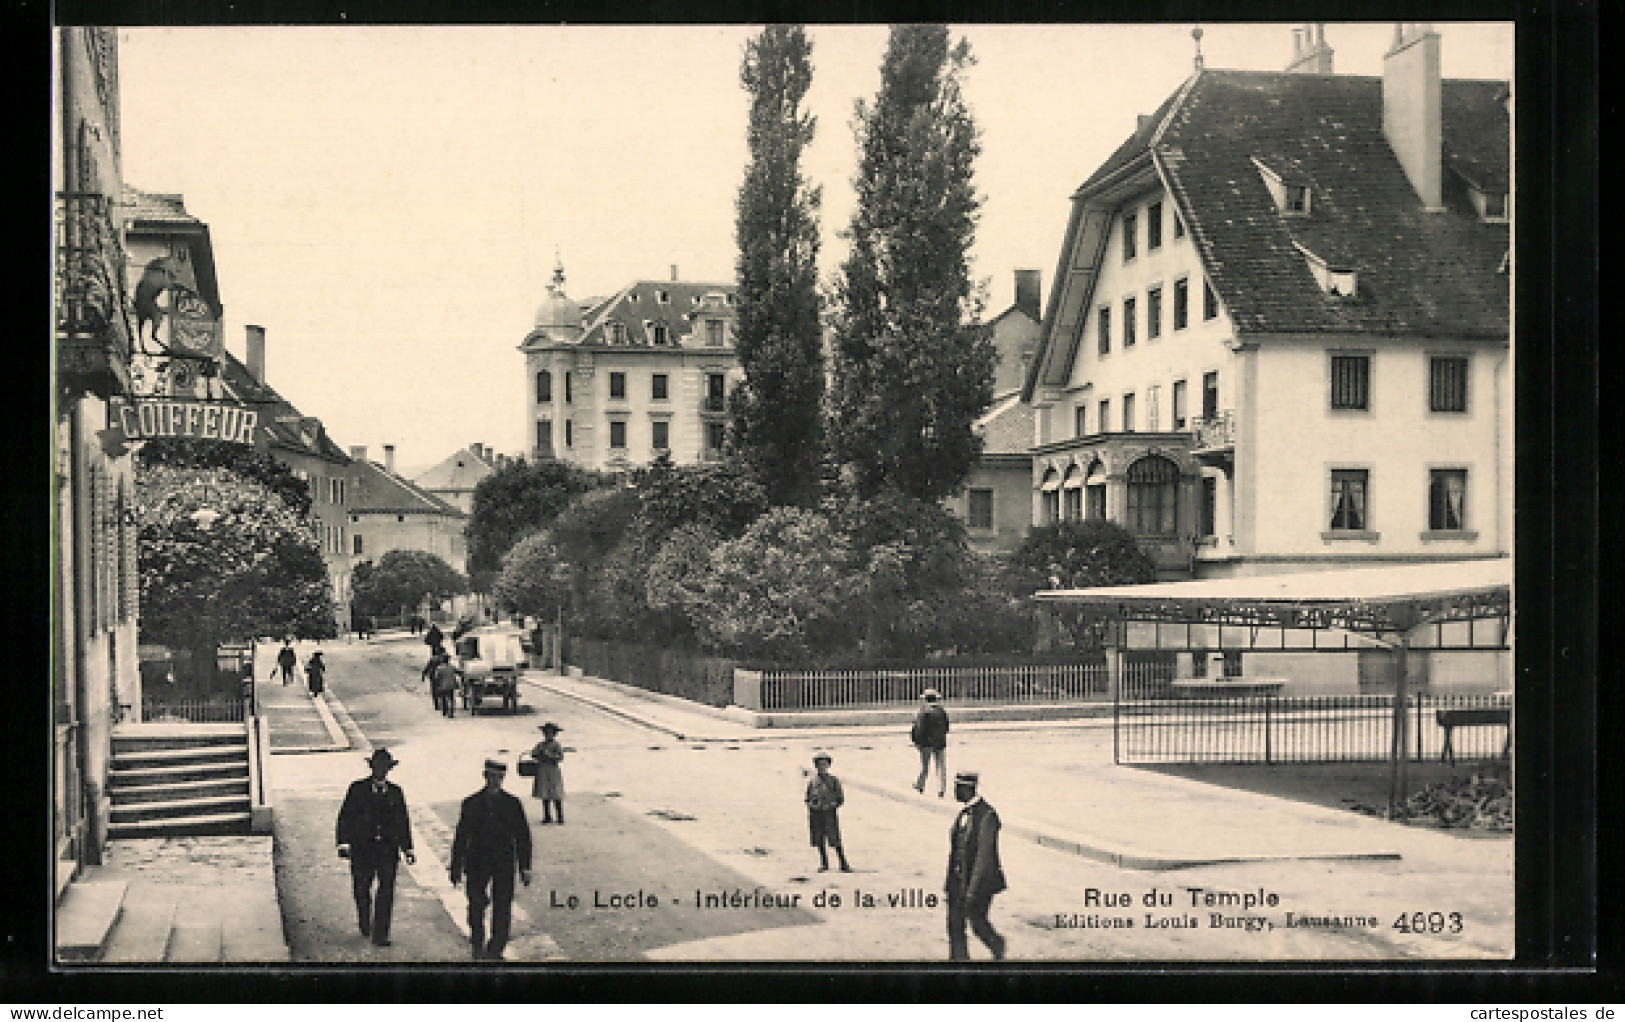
[[1294, 241, 1358, 298], [657, 289, 671, 305], [1472, 186, 1509, 222], [1253, 157, 1312, 216]]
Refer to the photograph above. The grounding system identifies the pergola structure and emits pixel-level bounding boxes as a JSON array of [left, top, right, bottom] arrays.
[[1034, 558, 1512, 810]]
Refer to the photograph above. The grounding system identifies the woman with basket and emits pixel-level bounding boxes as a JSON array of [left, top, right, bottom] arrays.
[[525, 722, 567, 824]]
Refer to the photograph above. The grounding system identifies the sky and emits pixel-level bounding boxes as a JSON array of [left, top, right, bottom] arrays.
[[113, 22, 1514, 477]]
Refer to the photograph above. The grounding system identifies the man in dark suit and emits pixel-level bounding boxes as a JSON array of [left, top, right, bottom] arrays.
[[945, 770, 1007, 961], [335, 748, 416, 947], [449, 758, 532, 961]]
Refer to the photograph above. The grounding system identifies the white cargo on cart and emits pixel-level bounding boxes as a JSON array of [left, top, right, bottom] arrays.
[[456, 629, 525, 712]]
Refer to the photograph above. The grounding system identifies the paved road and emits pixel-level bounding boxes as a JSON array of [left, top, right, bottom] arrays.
[[265, 639, 1513, 963]]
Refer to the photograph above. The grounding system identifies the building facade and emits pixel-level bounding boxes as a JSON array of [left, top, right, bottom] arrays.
[[54, 27, 141, 880], [521, 264, 743, 471], [217, 329, 356, 627], [414, 442, 498, 515], [348, 448, 469, 576], [945, 270, 1044, 553], [1022, 24, 1510, 579]]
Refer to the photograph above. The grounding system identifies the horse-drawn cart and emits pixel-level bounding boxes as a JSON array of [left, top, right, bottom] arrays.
[[454, 629, 526, 713]]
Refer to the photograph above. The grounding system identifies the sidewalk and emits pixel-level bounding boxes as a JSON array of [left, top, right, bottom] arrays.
[[522, 669, 1493, 870]]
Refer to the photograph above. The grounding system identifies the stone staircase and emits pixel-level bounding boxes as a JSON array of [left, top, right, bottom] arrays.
[[107, 724, 252, 839], [56, 837, 288, 963]]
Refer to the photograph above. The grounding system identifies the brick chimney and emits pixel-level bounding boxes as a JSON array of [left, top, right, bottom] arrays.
[[383, 444, 396, 475], [471, 442, 484, 461], [1286, 23, 1334, 74], [670, 264, 679, 282], [1383, 23, 1443, 211], [246, 325, 266, 384], [1014, 269, 1042, 321], [349, 446, 368, 462]]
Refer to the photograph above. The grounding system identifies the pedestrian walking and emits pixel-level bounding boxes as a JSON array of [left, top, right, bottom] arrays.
[[306, 650, 326, 697], [425, 621, 445, 657], [528, 723, 566, 824], [335, 748, 416, 947], [421, 652, 444, 710], [804, 752, 852, 873], [275, 640, 297, 685], [432, 655, 460, 718], [449, 758, 532, 961], [944, 770, 1006, 961], [911, 689, 950, 797]]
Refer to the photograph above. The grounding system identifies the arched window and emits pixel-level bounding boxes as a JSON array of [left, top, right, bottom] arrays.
[[1085, 461, 1107, 520], [1039, 469, 1061, 526], [1126, 456, 1179, 535], [1061, 465, 1084, 521]]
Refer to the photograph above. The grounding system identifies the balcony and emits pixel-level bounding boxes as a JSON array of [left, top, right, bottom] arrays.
[[699, 395, 727, 416], [55, 192, 134, 398], [1190, 410, 1234, 456]]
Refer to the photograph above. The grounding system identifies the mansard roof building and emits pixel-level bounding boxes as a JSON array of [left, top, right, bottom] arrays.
[[519, 262, 742, 471]]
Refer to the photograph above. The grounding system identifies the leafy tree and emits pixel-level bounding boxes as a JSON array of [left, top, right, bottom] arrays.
[[633, 455, 769, 544], [731, 24, 825, 508], [137, 436, 313, 516], [490, 533, 571, 621], [827, 24, 996, 501], [465, 457, 601, 591], [136, 465, 335, 667], [682, 508, 863, 660], [1010, 520, 1158, 591], [350, 549, 467, 620]]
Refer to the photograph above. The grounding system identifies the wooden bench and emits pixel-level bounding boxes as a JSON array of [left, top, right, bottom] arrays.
[[1436, 706, 1511, 764], [1168, 677, 1286, 699]]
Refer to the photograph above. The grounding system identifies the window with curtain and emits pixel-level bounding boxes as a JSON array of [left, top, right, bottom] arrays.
[[1329, 469, 1368, 531], [1126, 456, 1178, 535], [1429, 469, 1467, 531]]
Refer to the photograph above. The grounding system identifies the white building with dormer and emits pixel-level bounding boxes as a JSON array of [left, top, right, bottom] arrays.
[[519, 262, 742, 471], [1022, 24, 1510, 580]]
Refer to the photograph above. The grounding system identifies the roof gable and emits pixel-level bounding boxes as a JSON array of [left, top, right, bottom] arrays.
[[351, 458, 464, 516], [414, 446, 496, 490]]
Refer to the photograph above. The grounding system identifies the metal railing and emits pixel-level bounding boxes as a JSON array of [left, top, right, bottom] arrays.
[[1114, 691, 1511, 765], [754, 662, 1111, 711], [1190, 409, 1234, 450], [141, 696, 246, 724]]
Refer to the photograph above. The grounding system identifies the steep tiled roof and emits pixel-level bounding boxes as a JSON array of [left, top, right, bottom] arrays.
[[414, 446, 496, 491], [1157, 71, 1508, 338], [216, 351, 350, 464], [122, 185, 197, 224], [351, 458, 464, 517], [975, 391, 1036, 456], [1075, 70, 1508, 341], [578, 281, 736, 347]]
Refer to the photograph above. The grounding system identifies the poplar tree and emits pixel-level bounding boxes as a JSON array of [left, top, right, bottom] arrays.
[[828, 24, 995, 501], [730, 24, 825, 508]]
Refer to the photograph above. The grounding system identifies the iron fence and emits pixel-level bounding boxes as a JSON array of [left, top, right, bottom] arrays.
[[1114, 690, 1511, 765], [141, 696, 246, 724], [755, 661, 1111, 711]]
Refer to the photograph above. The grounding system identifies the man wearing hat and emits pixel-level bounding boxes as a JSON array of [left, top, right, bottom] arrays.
[[335, 748, 416, 947], [449, 758, 532, 960], [911, 689, 951, 797], [945, 770, 1006, 961]]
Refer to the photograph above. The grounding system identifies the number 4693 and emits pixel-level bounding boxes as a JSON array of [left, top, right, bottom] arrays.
[[1393, 911, 1463, 934]]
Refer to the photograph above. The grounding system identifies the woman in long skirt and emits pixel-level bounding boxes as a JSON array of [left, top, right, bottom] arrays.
[[530, 722, 566, 824]]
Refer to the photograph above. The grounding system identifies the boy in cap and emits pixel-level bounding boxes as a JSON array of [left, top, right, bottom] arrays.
[[335, 747, 415, 947], [804, 752, 852, 873], [449, 758, 532, 960]]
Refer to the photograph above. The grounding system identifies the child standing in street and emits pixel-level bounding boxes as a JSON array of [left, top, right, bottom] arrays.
[[805, 752, 852, 873], [530, 722, 566, 824]]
